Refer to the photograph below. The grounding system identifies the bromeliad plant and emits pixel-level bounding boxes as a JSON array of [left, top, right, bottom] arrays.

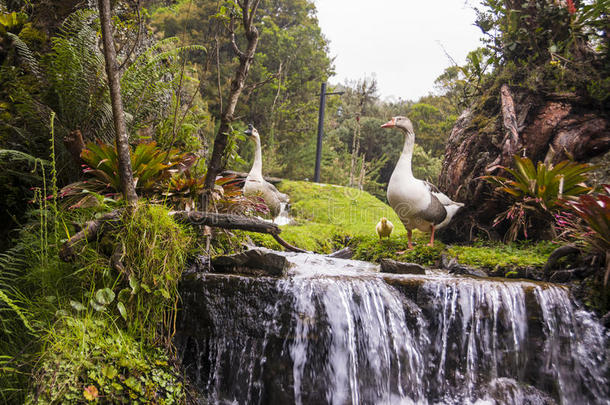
[[562, 185, 610, 285], [61, 141, 190, 206], [167, 171, 269, 215], [485, 154, 594, 241]]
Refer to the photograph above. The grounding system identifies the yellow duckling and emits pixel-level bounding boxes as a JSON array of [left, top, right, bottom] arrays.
[[376, 217, 394, 240]]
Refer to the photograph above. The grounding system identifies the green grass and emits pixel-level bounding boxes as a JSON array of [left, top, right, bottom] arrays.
[[240, 180, 555, 270]]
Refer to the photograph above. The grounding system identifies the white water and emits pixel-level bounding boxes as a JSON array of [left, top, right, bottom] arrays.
[[179, 252, 610, 405]]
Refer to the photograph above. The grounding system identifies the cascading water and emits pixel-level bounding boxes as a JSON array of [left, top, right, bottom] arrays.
[[177, 252, 610, 405]]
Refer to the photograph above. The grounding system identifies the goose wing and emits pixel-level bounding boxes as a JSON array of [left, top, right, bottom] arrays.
[[266, 181, 289, 202], [424, 181, 463, 207]]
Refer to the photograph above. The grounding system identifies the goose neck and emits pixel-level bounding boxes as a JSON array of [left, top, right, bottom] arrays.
[[395, 131, 415, 177], [249, 137, 263, 179]]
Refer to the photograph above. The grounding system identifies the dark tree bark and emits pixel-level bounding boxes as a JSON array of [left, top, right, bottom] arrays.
[[98, 0, 138, 205], [59, 210, 123, 261], [437, 86, 610, 242], [63, 129, 85, 167], [203, 0, 261, 208]]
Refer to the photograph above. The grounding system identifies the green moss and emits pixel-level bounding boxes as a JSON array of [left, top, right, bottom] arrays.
[[110, 203, 193, 343], [351, 234, 445, 266], [280, 180, 405, 237], [447, 241, 557, 269]]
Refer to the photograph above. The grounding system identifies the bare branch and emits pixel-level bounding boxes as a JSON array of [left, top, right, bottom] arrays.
[[244, 72, 280, 96], [247, 0, 261, 31]]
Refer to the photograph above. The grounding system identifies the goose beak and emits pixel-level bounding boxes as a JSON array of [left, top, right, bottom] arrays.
[[244, 128, 252, 136], [381, 118, 395, 128]]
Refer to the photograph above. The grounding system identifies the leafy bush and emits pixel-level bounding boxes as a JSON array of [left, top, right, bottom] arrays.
[[485, 154, 593, 241]]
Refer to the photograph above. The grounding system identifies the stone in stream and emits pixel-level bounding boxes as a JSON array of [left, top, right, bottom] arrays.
[[379, 258, 426, 275], [211, 248, 290, 276], [326, 247, 353, 259], [441, 254, 488, 278]]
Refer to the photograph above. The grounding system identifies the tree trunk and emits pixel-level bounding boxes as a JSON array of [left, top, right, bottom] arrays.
[[203, 0, 261, 209], [98, 0, 138, 205]]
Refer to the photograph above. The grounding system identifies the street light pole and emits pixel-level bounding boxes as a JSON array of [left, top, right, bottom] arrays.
[[314, 82, 327, 183], [314, 82, 344, 183]]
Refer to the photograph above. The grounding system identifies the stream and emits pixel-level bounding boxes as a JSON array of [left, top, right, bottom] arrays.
[[176, 252, 610, 405]]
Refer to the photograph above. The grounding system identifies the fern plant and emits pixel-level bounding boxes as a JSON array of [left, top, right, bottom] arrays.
[[485, 154, 594, 241]]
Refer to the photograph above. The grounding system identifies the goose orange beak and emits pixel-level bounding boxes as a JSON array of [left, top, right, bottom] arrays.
[[381, 118, 395, 128]]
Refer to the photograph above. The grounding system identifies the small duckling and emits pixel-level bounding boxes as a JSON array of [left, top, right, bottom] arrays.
[[376, 217, 394, 240]]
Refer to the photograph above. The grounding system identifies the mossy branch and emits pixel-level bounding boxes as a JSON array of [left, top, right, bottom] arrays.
[[59, 210, 307, 262]]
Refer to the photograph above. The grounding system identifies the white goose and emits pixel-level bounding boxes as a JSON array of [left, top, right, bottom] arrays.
[[243, 124, 288, 220], [381, 116, 463, 249]]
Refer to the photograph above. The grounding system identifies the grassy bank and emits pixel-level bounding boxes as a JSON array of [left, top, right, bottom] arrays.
[[243, 180, 556, 270]]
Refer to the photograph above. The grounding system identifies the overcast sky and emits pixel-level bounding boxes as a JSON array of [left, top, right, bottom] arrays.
[[313, 0, 483, 101]]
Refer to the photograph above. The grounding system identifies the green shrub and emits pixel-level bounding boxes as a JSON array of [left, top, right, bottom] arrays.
[[29, 316, 184, 405], [112, 204, 192, 344]]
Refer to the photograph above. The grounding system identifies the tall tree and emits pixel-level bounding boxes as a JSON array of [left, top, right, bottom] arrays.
[[97, 0, 137, 204], [203, 0, 261, 206]]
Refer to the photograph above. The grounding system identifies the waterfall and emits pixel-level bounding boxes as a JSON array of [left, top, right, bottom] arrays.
[[177, 253, 610, 405]]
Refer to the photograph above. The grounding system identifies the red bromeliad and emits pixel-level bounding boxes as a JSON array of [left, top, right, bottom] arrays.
[[566, 0, 576, 15]]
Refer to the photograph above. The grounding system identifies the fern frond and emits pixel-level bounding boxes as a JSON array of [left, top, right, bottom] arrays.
[[6, 32, 41, 79]]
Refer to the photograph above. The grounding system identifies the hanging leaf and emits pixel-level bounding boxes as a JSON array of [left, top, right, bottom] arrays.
[[117, 302, 127, 321], [90, 299, 105, 312], [118, 288, 131, 303], [129, 274, 140, 294]]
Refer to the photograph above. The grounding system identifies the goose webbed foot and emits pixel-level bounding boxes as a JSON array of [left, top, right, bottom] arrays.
[[396, 230, 414, 254]]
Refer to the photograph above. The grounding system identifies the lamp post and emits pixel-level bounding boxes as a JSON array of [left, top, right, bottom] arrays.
[[313, 82, 344, 183]]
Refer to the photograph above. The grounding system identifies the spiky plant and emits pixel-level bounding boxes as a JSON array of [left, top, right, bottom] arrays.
[[562, 185, 610, 285], [60, 141, 189, 205], [485, 154, 594, 241]]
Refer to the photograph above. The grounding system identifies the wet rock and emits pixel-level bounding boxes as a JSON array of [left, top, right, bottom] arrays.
[[601, 311, 610, 328], [184, 255, 211, 275], [441, 255, 488, 278], [327, 247, 353, 259], [211, 248, 290, 277], [379, 259, 426, 275], [486, 378, 557, 405]]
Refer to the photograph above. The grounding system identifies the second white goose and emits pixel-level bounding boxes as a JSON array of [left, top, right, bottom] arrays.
[[243, 124, 288, 220]]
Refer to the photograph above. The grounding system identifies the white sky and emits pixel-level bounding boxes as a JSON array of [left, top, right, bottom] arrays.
[[313, 0, 483, 101]]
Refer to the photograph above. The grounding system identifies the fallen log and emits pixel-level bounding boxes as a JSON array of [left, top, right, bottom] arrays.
[[59, 209, 123, 261], [171, 211, 309, 254], [170, 211, 280, 234], [543, 244, 580, 280]]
